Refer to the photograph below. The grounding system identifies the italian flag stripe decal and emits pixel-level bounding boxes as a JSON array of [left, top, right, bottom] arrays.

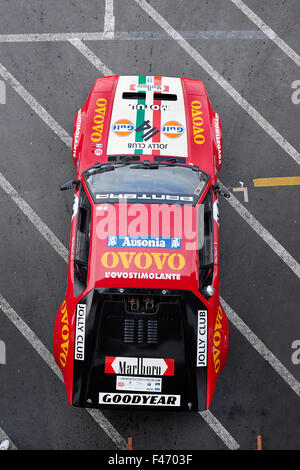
[[134, 75, 146, 154], [152, 76, 162, 155]]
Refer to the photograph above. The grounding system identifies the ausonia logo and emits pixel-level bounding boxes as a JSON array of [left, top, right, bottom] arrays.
[[107, 235, 181, 249]]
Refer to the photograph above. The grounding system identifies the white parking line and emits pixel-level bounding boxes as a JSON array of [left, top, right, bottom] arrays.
[[0, 293, 127, 450], [104, 0, 115, 39], [0, 31, 266, 42], [229, 0, 300, 68], [69, 39, 113, 76], [221, 297, 300, 397], [0, 63, 72, 148], [199, 411, 240, 450], [0, 171, 69, 263], [134, 0, 300, 166], [219, 180, 300, 279], [0, 427, 17, 450]]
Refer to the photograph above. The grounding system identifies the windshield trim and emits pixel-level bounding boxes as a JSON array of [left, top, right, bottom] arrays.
[[83, 162, 210, 206]]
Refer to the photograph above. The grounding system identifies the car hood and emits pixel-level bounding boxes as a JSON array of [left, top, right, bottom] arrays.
[[87, 201, 202, 293]]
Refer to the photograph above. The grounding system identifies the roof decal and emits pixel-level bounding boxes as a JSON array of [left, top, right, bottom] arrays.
[[106, 76, 188, 157]]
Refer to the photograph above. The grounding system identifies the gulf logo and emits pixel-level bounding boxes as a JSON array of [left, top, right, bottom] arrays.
[[162, 121, 184, 138], [113, 119, 135, 137]]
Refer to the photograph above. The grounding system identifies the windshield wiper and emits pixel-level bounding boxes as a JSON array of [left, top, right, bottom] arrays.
[[129, 160, 200, 171], [130, 160, 159, 170], [86, 160, 201, 175], [87, 164, 116, 176]]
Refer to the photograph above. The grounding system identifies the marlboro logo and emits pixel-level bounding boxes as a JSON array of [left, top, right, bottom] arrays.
[[105, 356, 174, 376]]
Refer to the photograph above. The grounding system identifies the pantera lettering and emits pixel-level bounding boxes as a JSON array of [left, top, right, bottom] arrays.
[[95, 193, 193, 202]]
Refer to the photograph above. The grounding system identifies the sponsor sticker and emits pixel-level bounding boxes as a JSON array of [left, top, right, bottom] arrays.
[[197, 310, 207, 367], [162, 121, 184, 138], [107, 235, 181, 249], [99, 393, 180, 406], [90, 97, 107, 143], [129, 103, 168, 111], [101, 251, 185, 271], [214, 114, 222, 166], [129, 78, 169, 93], [104, 271, 181, 280], [112, 119, 135, 137], [213, 306, 224, 374], [59, 301, 69, 368], [75, 304, 86, 361], [72, 110, 81, 159], [116, 376, 162, 392], [105, 356, 175, 376], [191, 100, 205, 145]]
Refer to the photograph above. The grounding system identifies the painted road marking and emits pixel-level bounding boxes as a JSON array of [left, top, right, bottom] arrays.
[[0, 63, 71, 148], [221, 297, 300, 398], [0, 172, 69, 263], [134, 0, 300, 167], [253, 177, 300, 187], [0, 427, 17, 450], [0, 31, 267, 43], [220, 179, 300, 279], [104, 0, 115, 39], [232, 187, 249, 202], [0, 293, 127, 450], [69, 39, 113, 75], [229, 0, 300, 68], [199, 411, 240, 450]]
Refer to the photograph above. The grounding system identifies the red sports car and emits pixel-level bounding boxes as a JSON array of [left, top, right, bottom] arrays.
[[53, 75, 229, 411]]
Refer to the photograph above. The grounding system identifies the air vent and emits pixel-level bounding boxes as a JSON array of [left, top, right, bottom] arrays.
[[154, 156, 186, 164], [147, 320, 158, 344], [108, 155, 140, 162], [122, 92, 177, 101], [122, 92, 146, 100], [124, 319, 135, 343], [153, 93, 177, 101], [123, 318, 158, 344]]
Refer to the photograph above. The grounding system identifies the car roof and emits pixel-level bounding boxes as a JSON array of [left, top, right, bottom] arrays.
[[77, 75, 216, 176]]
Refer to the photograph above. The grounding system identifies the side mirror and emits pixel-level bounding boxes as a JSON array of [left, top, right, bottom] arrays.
[[212, 184, 230, 199], [60, 179, 80, 191]]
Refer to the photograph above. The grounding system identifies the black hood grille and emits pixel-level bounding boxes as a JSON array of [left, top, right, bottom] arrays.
[[124, 318, 158, 344]]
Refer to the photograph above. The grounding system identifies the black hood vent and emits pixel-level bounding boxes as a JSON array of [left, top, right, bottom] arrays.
[[124, 317, 158, 344]]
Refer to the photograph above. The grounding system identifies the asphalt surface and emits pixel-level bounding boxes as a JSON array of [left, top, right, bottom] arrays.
[[0, 0, 299, 450]]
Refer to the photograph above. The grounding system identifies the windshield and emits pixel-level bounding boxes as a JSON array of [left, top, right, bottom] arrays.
[[84, 162, 209, 205]]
